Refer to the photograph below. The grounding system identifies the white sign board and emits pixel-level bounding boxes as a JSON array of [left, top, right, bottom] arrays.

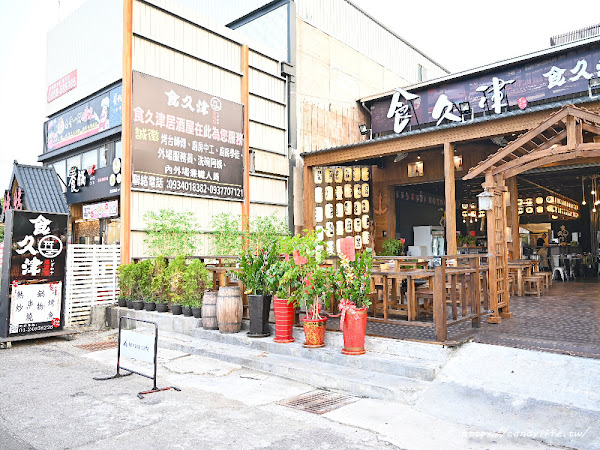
[[83, 200, 119, 220], [120, 329, 155, 363], [9, 282, 62, 334]]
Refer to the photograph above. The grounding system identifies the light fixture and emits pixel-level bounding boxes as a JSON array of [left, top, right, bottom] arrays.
[[358, 124, 371, 139], [589, 77, 600, 99], [582, 176, 587, 205], [458, 101, 473, 121], [416, 153, 421, 160], [477, 189, 494, 211], [393, 152, 408, 163]]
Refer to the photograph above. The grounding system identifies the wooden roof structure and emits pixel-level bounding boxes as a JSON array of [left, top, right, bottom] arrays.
[[463, 105, 600, 181]]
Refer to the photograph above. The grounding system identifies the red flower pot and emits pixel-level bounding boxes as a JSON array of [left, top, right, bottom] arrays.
[[302, 316, 327, 348], [273, 297, 295, 343], [341, 307, 368, 355]]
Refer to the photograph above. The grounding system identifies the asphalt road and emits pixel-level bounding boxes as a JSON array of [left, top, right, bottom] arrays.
[[0, 330, 395, 450]]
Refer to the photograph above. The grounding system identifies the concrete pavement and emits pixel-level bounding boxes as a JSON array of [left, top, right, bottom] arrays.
[[0, 328, 582, 449]]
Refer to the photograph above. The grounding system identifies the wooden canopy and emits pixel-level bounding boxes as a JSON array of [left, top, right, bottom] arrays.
[[464, 105, 600, 181]]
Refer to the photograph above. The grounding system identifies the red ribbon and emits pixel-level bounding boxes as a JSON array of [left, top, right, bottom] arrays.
[[336, 299, 359, 331]]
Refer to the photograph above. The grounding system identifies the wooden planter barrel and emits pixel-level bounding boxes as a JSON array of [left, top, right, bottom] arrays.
[[217, 286, 243, 333], [201, 291, 218, 330]]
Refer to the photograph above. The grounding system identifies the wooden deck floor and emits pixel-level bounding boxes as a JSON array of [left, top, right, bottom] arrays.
[[325, 277, 600, 358]]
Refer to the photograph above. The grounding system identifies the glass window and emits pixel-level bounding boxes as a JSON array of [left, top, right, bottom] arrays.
[[82, 149, 98, 170], [115, 140, 121, 160], [67, 154, 81, 173], [52, 159, 67, 192], [99, 145, 109, 168]]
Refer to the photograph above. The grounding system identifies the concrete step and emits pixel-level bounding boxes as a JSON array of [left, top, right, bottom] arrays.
[[153, 329, 428, 404], [188, 326, 443, 382]]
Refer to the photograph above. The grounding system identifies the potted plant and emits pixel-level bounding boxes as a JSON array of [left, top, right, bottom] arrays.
[[280, 230, 334, 348], [168, 256, 187, 315], [332, 237, 373, 355], [137, 259, 155, 311], [266, 257, 295, 343], [183, 259, 212, 319], [380, 238, 405, 256], [117, 262, 134, 307], [151, 256, 170, 312], [130, 260, 152, 310], [237, 240, 280, 337]]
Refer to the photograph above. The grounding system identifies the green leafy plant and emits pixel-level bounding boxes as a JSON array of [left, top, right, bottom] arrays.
[[248, 213, 289, 251], [144, 209, 197, 257], [131, 259, 153, 301], [117, 262, 134, 299], [167, 256, 188, 305], [237, 240, 281, 295], [182, 259, 212, 308], [380, 238, 405, 256], [333, 248, 373, 309], [278, 230, 334, 320], [150, 256, 170, 304], [211, 212, 243, 256]]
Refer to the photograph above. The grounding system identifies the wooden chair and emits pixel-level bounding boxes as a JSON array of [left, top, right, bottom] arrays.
[[523, 275, 542, 297]]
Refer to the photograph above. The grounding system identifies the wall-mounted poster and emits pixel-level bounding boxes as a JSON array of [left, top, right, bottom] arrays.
[[131, 72, 244, 201], [0, 210, 68, 338], [313, 165, 373, 254]]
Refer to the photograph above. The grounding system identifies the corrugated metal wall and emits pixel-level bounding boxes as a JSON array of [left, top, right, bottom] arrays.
[[296, 0, 448, 84], [46, 0, 123, 116], [130, 0, 288, 257]]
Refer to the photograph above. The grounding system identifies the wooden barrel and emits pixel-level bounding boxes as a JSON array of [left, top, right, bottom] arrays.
[[217, 286, 243, 333], [201, 291, 218, 330]]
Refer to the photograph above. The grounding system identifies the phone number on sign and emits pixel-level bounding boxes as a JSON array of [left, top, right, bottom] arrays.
[[165, 178, 243, 199]]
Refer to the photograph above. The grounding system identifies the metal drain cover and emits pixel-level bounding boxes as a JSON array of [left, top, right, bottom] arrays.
[[76, 341, 118, 352], [278, 389, 358, 414]]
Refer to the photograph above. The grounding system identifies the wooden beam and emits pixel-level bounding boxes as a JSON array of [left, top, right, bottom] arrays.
[[464, 107, 571, 179], [502, 148, 600, 178], [304, 105, 600, 168], [241, 45, 250, 237], [444, 142, 457, 256], [566, 115, 577, 151], [303, 164, 314, 233], [567, 105, 600, 126], [492, 144, 569, 176], [120, 0, 133, 264], [506, 177, 520, 259], [582, 121, 600, 136], [485, 170, 500, 323]]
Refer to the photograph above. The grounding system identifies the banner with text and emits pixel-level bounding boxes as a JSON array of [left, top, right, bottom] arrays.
[[131, 72, 244, 201]]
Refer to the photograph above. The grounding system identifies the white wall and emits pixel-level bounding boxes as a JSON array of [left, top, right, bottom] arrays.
[[46, 0, 122, 116]]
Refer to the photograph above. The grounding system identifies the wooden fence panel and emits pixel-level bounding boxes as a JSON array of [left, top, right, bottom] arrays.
[[66, 244, 120, 327]]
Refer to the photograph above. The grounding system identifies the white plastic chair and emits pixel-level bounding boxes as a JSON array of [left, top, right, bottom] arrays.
[[551, 255, 567, 281]]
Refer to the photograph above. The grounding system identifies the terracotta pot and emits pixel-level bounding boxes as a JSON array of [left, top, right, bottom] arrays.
[[302, 315, 327, 348], [273, 297, 295, 343], [341, 307, 368, 355]]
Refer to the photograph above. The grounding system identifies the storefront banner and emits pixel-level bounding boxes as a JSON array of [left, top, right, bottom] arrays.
[[83, 200, 118, 220], [65, 165, 121, 205], [47, 70, 77, 103], [46, 84, 123, 151], [131, 72, 244, 201], [0, 210, 68, 338], [371, 44, 600, 135]]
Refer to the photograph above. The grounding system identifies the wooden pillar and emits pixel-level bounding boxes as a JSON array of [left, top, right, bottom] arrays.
[[506, 177, 520, 260], [497, 175, 512, 319], [303, 165, 314, 233], [241, 45, 250, 238], [120, 0, 133, 264], [484, 170, 500, 324], [444, 142, 457, 256]]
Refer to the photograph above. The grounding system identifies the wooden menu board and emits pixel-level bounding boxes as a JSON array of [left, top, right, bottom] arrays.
[[313, 165, 373, 255]]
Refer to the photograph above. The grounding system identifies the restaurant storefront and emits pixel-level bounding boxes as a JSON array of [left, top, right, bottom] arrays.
[[302, 35, 600, 340]]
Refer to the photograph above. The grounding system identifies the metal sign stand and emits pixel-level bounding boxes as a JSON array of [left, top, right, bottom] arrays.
[[94, 316, 180, 399]]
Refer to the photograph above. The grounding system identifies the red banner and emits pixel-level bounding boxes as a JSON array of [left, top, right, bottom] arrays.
[[47, 70, 77, 103]]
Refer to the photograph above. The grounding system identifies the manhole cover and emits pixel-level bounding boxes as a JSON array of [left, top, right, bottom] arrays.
[[76, 341, 118, 352], [278, 389, 358, 414]]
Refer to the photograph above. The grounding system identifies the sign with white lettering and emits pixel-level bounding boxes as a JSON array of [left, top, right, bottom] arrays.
[[370, 44, 600, 135], [131, 72, 244, 201], [0, 210, 68, 338], [120, 329, 155, 363]]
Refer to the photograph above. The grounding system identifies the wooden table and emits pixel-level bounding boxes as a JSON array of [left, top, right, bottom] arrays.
[[372, 269, 434, 321], [508, 260, 536, 296]]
